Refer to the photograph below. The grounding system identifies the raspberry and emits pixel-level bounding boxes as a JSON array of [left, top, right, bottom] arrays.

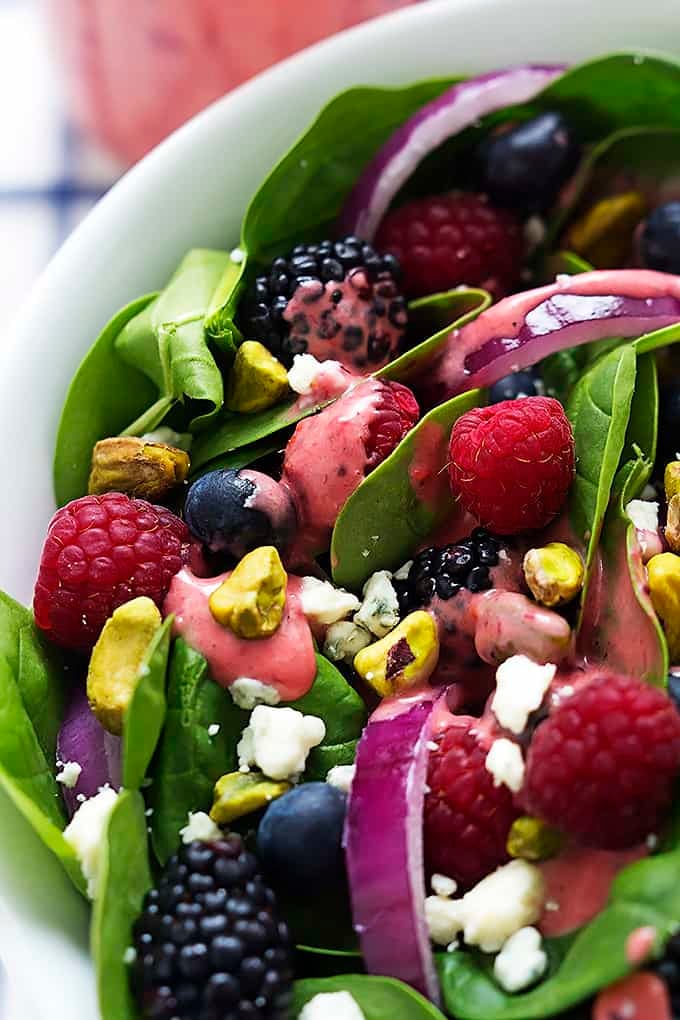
[[524, 673, 680, 849], [424, 718, 519, 889], [448, 396, 574, 534], [33, 493, 188, 652], [374, 192, 524, 299], [364, 379, 420, 469]]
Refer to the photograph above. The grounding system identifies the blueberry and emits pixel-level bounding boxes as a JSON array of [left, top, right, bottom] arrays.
[[489, 369, 540, 403], [256, 784, 346, 895], [668, 673, 680, 712], [184, 468, 297, 559], [477, 111, 579, 212], [640, 202, 680, 274]]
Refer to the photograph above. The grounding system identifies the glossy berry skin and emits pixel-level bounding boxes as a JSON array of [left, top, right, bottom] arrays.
[[524, 673, 680, 849], [374, 191, 524, 300], [640, 201, 680, 274], [132, 835, 293, 1020], [184, 468, 297, 559], [489, 369, 540, 404], [448, 396, 575, 534], [256, 783, 347, 896], [393, 529, 501, 615], [477, 111, 580, 212], [33, 492, 187, 652], [653, 931, 680, 1016], [424, 719, 519, 889]]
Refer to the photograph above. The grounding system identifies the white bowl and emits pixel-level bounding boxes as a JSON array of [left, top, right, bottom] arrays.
[[2, 0, 680, 1015]]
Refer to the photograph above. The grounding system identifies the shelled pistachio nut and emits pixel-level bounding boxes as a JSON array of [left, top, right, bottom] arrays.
[[523, 542, 584, 608], [665, 494, 680, 555], [507, 816, 564, 862], [665, 462, 680, 502], [353, 610, 439, 697], [210, 771, 290, 824], [565, 190, 646, 268], [225, 341, 290, 414], [209, 546, 287, 639], [648, 552, 680, 660], [87, 596, 161, 734], [88, 436, 190, 499]]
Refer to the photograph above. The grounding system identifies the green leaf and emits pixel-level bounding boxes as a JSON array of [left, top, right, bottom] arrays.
[[305, 740, 359, 781], [189, 434, 287, 478], [438, 845, 680, 1019], [293, 975, 448, 1019], [287, 654, 366, 746], [621, 350, 658, 473], [92, 788, 152, 1020], [121, 616, 172, 791], [53, 294, 158, 505], [205, 253, 245, 352], [115, 249, 233, 434], [332, 389, 483, 591]]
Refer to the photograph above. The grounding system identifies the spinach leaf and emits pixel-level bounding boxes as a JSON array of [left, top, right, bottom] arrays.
[[189, 434, 287, 479], [115, 249, 232, 435], [332, 389, 483, 591], [621, 350, 658, 474], [305, 740, 359, 781], [293, 974, 448, 1019], [438, 846, 680, 1019], [287, 654, 366, 746], [149, 638, 249, 864], [566, 345, 637, 583], [92, 788, 152, 1020], [634, 320, 680, 356], [53, 294, 158, 505], [205, 253, 245, 352], [122, 616, 172, 791]]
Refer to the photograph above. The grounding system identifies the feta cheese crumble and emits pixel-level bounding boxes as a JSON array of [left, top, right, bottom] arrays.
[[492, 656, 556, 734], [431, 873, 458, 898], [56, 760, 82, 789], [626, 499, 659, 534], [323, 620, 371, 663], [237, 706, 326, 781], [229, 677, 281, 711], [299, 576, 360, 626], [485, 738, 525, 793], [288, 353, 323, 395], [393, 559, 413, 581], [63, 786, 118, 899], [354, 570, 400, 637], [299, 990, 366, 1020], [326, 764, 356, 794], [493, 926, 548, 993], [179, 811, 222, 845], [425, 859, 545, 953], [207, 723, 220, 737]]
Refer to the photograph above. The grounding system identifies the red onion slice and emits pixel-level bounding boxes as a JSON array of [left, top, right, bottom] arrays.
[[57, 686, 121, 818], [341, 64, 565, 240], [344, 689, 441, 1002], [413, 268, 680, 405]]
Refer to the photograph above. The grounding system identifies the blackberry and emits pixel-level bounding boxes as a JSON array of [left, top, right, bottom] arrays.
[[653, 931, 680, 1016], [240, 236, 407, 371], [393, 529, 501, 614], [131, 835, 293, 1020]]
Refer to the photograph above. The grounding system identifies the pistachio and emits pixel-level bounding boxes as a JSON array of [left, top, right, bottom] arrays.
[[648, 552, 680, 660], [87, 597, 162, 734], [225, 341, 289, 414], [507, 816, 564, 862], [665, 462, 680, 502], [353, 610, 439, 697], [523, 542, 584, 608], [88, 436, 190, 499], [209, 546, 287, 639], [565, 190, 647, 268], [666, 494, 680, 555], [210, 771, 290, 824]]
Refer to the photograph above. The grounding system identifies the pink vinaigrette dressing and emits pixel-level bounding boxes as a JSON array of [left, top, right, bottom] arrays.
[[163, 568, 316, 702]]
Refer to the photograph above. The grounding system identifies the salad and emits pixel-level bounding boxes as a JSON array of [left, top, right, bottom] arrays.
[[6, 49, 680, 1020]]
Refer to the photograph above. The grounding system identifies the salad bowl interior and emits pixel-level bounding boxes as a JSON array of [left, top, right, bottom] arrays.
[[3, 0, 680, 1016]]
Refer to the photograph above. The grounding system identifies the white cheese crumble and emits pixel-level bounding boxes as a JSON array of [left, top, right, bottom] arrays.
[[393, 559, 413, 581], [288, 353, 323, 395], [237, 706, 326, 781], [493, 926, 548, 993], [431, 873, 458, 898], [230, 246, 245, 264], [207, 723, 220, 737], [63, 786, 118, 899], [123, 947, 137, 965], [354, 570, 400, 637], [425, 859, 545, 953], [299, 576, 360, 626], [179, 811, 222, 844], [299, 990, 366, 1020], [323, 620, 372, 663], [326, 764, 356, 794], [56, 761, 82, 789], [625, 499, 659, 534], [485, 738, 525, 794], [229, 677, 281, 711], [141, 426, 192, 451], [492, 656, 556, 734]]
